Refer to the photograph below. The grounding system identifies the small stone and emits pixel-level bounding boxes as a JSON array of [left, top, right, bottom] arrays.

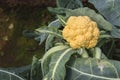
[[2, 36, 8, 41], [8, 23, 14, 29]]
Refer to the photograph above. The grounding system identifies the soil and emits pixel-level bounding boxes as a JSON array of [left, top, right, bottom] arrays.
[[0, 5, 54, 67]]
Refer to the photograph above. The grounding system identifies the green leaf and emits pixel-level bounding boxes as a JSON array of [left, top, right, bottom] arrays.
[[43, 48, 75, 80], [89, 0, 120, 27], [45, 35, 55, 51], [35, 27, 63, 38], [30, 56, 42, 80], [111, 27, 120, 38], [48, 19, 61, 28], [66, 58, 120, 80], [35, 19, 62, 45], [0, 69, 25, 80], [56, 0, 83, 9], [65, 7, 113, 31], [41, 45, 69, 76], [35, 33, 48, 45], [48, 7, 66, 15], [23, 30, 38, 39], [45, 19, 65, 50], [57, 15, 66, 26], [99, 34, 112, 39]]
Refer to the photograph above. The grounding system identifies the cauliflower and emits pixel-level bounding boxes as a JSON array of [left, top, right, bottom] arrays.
[[62, 16, 100, 49]]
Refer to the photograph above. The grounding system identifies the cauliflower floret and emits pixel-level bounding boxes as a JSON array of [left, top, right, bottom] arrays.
[[62, 16, 100, 49]]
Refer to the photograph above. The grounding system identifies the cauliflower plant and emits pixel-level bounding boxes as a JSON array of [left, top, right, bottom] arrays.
[[62, 16, 100, 49]]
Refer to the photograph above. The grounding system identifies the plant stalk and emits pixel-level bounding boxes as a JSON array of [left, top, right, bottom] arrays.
[[95, 47, 102, 59], [81, 49, 89, 58]]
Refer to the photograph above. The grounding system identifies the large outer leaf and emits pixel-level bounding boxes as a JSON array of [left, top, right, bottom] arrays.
[[30, 57, 42, 80], [0, 65, 31, 80], [43, 48, 75, 80], [66, 58, 120, 80], [111, 27, 120, 38], [89, 0, 120, 27], [0, 69, 25, 80], [56, 0, 83, 9], [66, 7, 113, 31], [41, 45, 69, 76]]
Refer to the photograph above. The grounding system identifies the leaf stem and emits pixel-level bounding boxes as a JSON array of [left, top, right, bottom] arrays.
[[95, 47, 102, 59], [99, 34, 112, 39], [57, 15, 66, 26], [81, 49, 89, 58], [36, 29, 63, 38]]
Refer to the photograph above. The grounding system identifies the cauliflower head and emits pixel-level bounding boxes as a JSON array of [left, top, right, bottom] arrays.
[[62, 16, 100, 49]]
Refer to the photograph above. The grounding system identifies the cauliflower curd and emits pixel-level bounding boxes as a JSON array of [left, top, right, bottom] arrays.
[[62, 16, 100, 49]]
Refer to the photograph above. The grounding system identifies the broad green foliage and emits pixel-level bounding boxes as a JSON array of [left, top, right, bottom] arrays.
[[88, 0, 120, 38], [41, 45, 69, 76], [35, 27, 62, 38], [66, 58, 120, 80], [0, 69, 25, 80], [35, 20, 63, 50], [111, 27, 120, 38], [35, 26, 63, 51], [30, 57, 42, 80], [30, 0, 120, 80], [56, 0, 83, 9], [48, 7, 113, 31], [43, 48, 75, 80], [89, 0, 120, 27], [2, 0, 120, 80], [45, 19, 62, 51], [45, 35, 55, 51], [48, 19, 61, 28], [48, 7, 66, 15], [0, 65, 31, 80], [65, 8, 113, 31]]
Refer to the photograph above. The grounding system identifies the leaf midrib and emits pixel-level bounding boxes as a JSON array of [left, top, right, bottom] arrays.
[[51, 48, 73, 79], [66, 65, 120, 80], [36, 29, 63, 38]]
